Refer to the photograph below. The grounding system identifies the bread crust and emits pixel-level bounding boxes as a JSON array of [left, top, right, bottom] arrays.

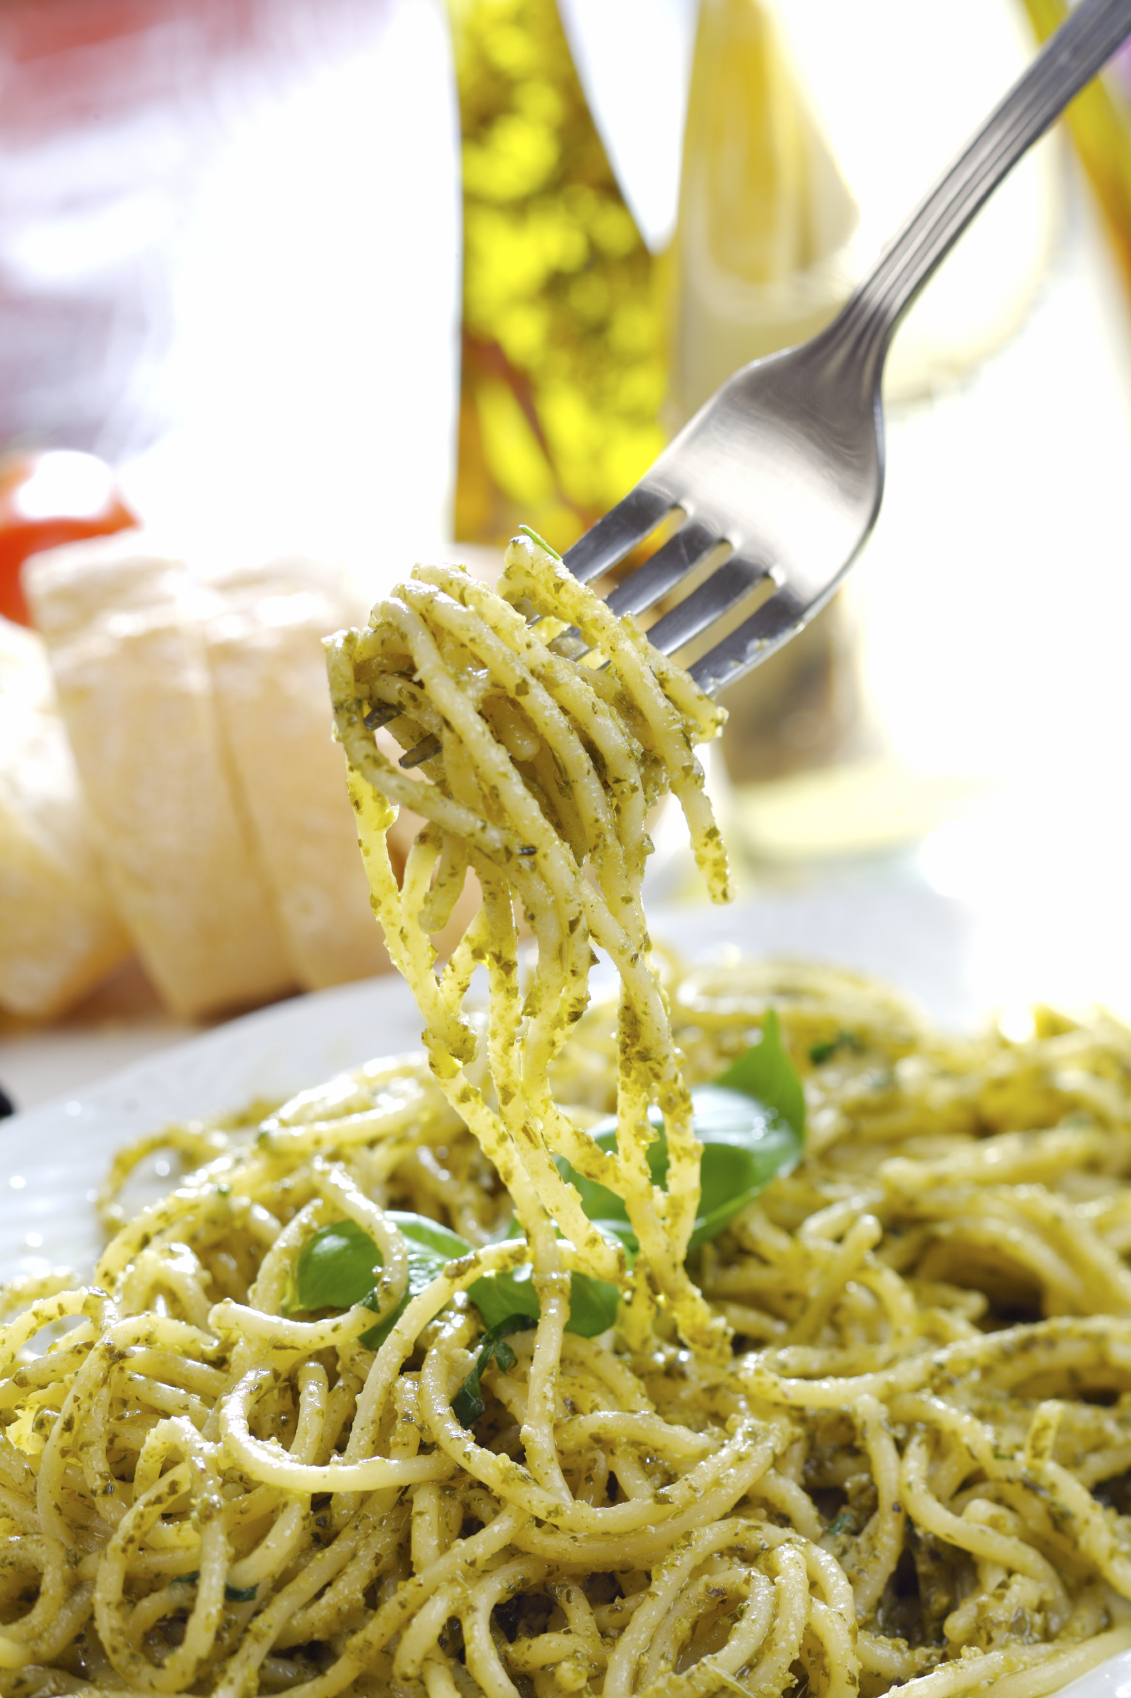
[[0, 615, 131, 1019], [25, 536, 295, 1017]]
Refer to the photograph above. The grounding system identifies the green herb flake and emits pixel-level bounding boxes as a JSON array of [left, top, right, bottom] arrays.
[[517, 525, 562, 561], [452, 1314, 538, 1427], [809, 1030, 864, 1067]]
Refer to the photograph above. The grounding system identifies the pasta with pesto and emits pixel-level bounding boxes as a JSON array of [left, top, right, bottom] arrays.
[[3, 538, 1131, 1698]]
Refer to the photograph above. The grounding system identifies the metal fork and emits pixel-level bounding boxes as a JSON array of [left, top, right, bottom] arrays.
[[563, 0, 1131, 699]]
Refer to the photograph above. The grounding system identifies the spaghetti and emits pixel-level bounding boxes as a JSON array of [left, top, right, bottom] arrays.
[[1, 539, 1131, 1698]]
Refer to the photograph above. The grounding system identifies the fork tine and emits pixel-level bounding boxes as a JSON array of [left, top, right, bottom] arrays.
[[605, 521, 719, 621], [688, 584, 811, 696], [563, 486, 672, 584], [645, 554, 772, 656]]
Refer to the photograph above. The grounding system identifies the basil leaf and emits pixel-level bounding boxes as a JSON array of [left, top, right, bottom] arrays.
[[361, 1214, 473, 1350], [564, 1270, 622, 1336], [714, 1009, 805, 1139], [452, 1314, 538, 1427], [290, 1218, 381, 1312], [468, 1223, 626, 1339], [288, 1212, 473, 1350], [467, 1263, 541, 1331], [555, 1013, 805, 1252], [684, 1089, 801, 1249]]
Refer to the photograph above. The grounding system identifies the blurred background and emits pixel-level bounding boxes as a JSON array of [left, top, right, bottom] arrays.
[[3, 0, 1131, 1105]]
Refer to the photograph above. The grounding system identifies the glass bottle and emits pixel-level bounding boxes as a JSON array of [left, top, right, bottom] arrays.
[[446, 0, 668, 551]]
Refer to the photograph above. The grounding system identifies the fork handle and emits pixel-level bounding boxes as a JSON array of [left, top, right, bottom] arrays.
[[837, 0, 1131, 363]]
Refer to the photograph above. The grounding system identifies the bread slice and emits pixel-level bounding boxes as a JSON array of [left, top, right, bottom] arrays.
[[25, 535, 294, 1017], [0, 616, 130, 1017], [202, 556, 390, 988]]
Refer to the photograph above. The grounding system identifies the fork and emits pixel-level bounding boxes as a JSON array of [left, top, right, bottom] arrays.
[[562, 0, 1131, 699]]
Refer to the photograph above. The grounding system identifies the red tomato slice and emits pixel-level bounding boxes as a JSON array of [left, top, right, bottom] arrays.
[[0, 450, 138, 626]]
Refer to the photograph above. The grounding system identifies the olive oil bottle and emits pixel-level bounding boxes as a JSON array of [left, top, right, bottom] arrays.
[[1017, 0, 1131, 295], [446, 0, 668, 551]]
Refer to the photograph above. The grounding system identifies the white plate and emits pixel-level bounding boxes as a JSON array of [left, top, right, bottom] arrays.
[[1, 884, 984, 1283], [1, 884, 1126, 1698]]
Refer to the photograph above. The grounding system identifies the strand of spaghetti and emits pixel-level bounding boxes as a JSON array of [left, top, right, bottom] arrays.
[[785, 1214, 884, 1345], [640, 1572, 775, 1698], [554, 1413, 714, 1458], [23, 1579, 95, 1666], [328, 632, 514, 860], [382, 590, 592, 1025], [853, 1258, 920, 1340], [392, 1585, 468, 1681], [220, 1367, 452, 1491], [247, 1199, 325, 1314], [578, 884, 704, 1269], [37, 1312, 212, 1545], [847, 1393, 908, 1616], [243, 1505, 530, 1698], [880, 1644, 1080, 1698], [120, 1249, 216, 1331], [739, 1545, 812, 1698], [638, 1569, 754, 1688], [603, 1523, 781, 1698], [422, 1322, 787, 1536], [508, 1434, 790, 1567], [410, 566, 650, 862], [499, 541, 727, 896], [347, 734, 571, 1257], [559, 1332, 654, 1411], [0, 1534, 74, 1648], [550, 1580, 607, 1670], [1024, 1450, 1131, 1597], [1018, 1188, 1131, 1312], [468, 863, 624, 1277], [404, 571, 640, 933], [808, 1596, 859, 1698], [461, 1556, 553, 1698], [207, 1504, 393, 1698], [752, 1469, 826, 1540], [93, 1419, 228, 1694], [900, 1433, 1069, 1611], [341, 1238, 531, 1463], [208, 1299, 383, 1356], [273, 1501, 410, 1649], [421, 1657, 463, 1698], [474, 857, 568, 1270], [520, 1273, 572, 1501], [97, 1128, 226, 1225], [745, 1314, 1131, 1407], [888, 1393, 999, 1494], [976, 1625, 1131, 1698], [0, 1287, 105, 1380], [94, 1187, 235, 1290], [857, 1634, 941, 1680], [226, 1361, 326, 1589], [309, 1160, 409, 1321]]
